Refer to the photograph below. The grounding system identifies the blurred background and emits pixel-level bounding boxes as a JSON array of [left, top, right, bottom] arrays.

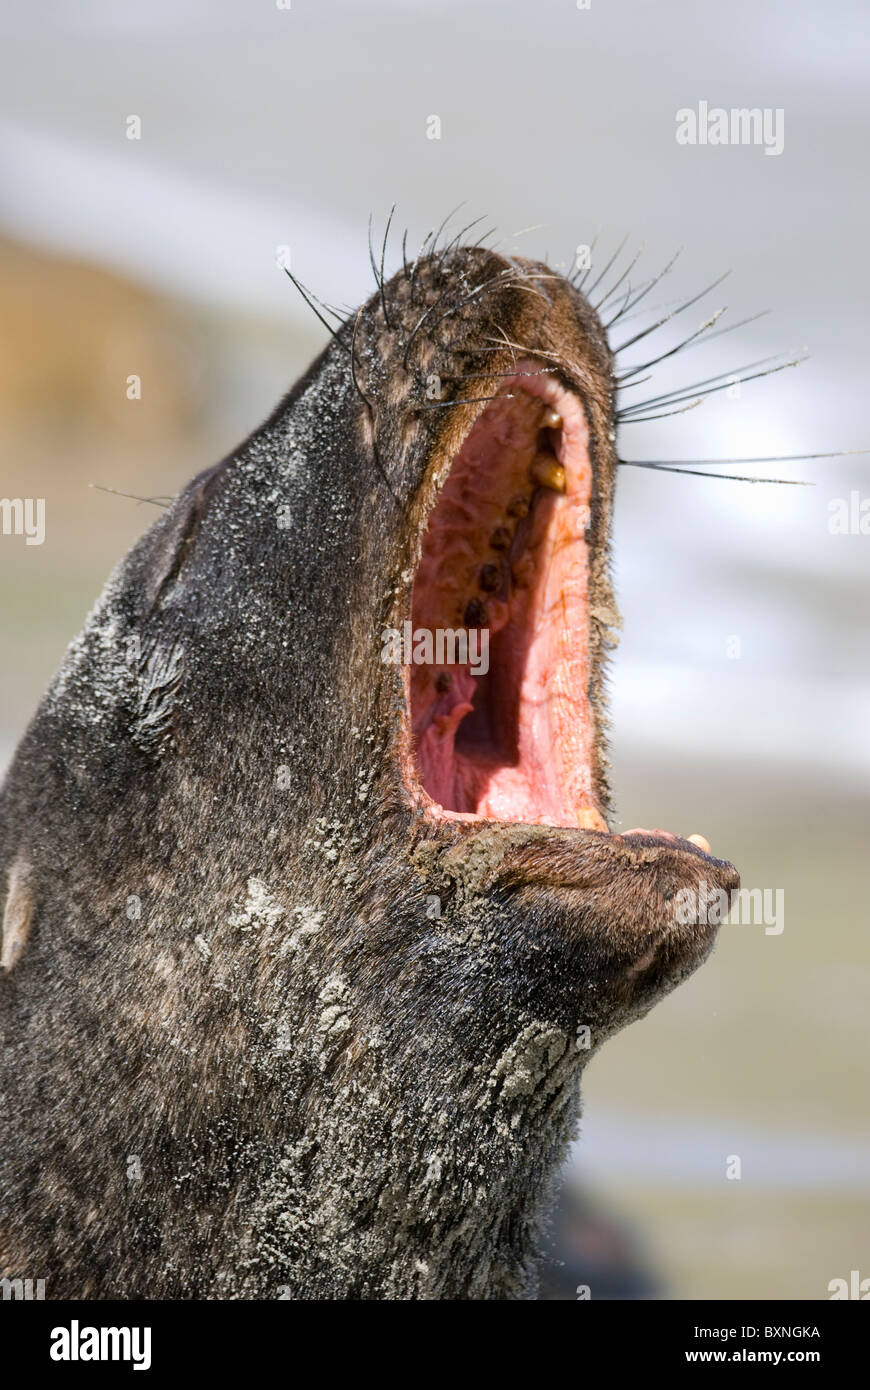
[[0, 0, 867, 1298]]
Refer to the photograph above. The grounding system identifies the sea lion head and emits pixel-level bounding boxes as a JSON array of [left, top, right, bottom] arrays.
[[281, 243, 740, 1049]]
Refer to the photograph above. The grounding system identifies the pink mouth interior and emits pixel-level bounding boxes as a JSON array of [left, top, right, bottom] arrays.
[[409, 366, 602, 829]]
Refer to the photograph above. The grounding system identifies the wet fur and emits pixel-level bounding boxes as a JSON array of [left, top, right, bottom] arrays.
[[0, 246, 737, 1299]]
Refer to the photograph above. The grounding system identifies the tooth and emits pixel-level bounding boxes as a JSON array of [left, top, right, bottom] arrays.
[[478, 562, 502, 593], [688, 833, 711, 853], [577, 808, 608, 831], [530, 453, 566, 493], [507, 495, 529, 518], [490, 525, 512, 551], [463, 598, 487, 627], [541, 408, 562, 430]]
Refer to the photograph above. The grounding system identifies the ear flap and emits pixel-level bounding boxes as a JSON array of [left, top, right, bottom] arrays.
[[143, 459, 226, 616], [127, 460, 227, 755], [1, 858, 34, 973]]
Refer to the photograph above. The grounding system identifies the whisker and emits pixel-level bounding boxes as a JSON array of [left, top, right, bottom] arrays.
[[483, 323, 521, 364], [283, 269, 352, 354], [379, 204, 396, 327], [351, 308, 401, 507], [617, 355, 806, 415], [619, 461, 810, 485], [367, 210, 392, 328], [367, 214, 382, 292], [416, 394, 513, 410], [594, 245, 644, 311], [470, 223, 499, 250], [583, 235, 629, 299], [610, 293, 686, 327], [615, 372, 654, 391], [321, 303, 351, 324], [622, 449, 870, 467], [402, 299, 443, 368], [618, 397, 706, 423], [601, 279, 635, 326], [612, 271, 731, 354], [618, 308, 729, 379], [89, 483, 170, 509], [604, 248, 683, 325], [408, 227, 437, 302], [678, 308, 772, 350], [442, 214, 489, 258], [489, 224, 546, 254], [432, 202, 467, 257], [438, 368, 558, 380], [480, 333, 564, 363], [615, 312, 774, 377]]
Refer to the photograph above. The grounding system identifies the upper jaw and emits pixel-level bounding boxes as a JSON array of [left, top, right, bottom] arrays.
[[361, 250, 735, 901]]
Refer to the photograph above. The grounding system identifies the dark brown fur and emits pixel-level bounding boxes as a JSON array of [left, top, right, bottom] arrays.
[[0, 247, 737, 1299]]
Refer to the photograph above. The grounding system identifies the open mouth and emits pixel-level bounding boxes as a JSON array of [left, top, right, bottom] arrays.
[[408, 363, 607, 832]]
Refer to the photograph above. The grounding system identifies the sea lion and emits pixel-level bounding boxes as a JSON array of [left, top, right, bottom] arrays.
[[0, 239, 738, 1299]]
